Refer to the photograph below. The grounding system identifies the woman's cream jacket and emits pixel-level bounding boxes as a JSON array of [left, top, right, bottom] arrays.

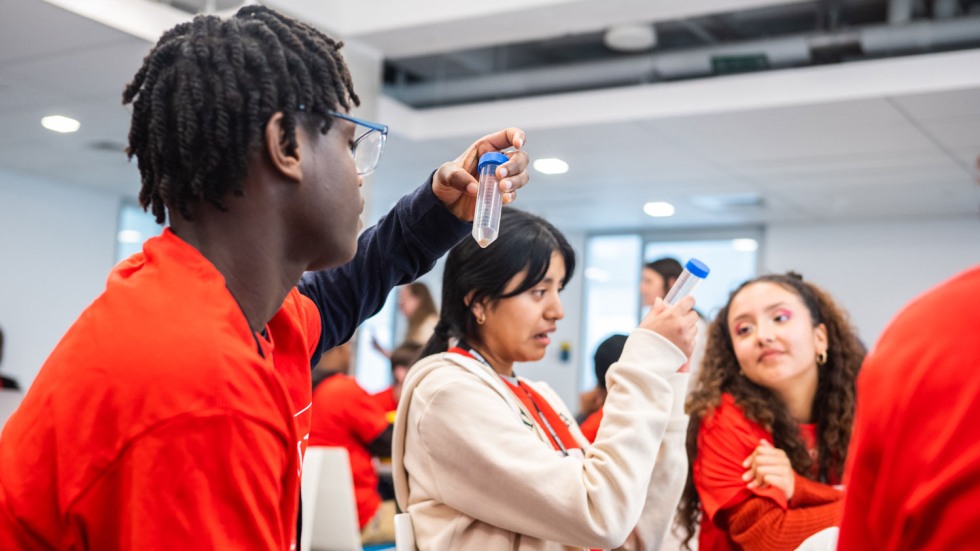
[[393, 329, 690, 550]]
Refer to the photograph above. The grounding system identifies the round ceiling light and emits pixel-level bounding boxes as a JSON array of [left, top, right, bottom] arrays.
[[532, 158, 569, 175], [603, 24, 657, 53], [643, 201, 675, 217]]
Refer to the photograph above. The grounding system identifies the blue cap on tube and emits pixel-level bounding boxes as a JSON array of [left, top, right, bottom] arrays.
[[685, 258, 710, 279], [478, 152, 509, 172]]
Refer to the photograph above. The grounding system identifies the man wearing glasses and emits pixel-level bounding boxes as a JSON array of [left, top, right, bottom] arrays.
[[0, 6, 528, 551]]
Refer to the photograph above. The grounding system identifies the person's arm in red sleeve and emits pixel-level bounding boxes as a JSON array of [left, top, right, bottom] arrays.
[[71, 412, 296, 550], [694, 396, 789, 521], [722, 473, 843, 550]]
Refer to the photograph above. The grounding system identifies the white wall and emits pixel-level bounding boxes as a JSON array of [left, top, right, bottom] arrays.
[[0, 170, 121, 387], [765, 215, 980, 349]]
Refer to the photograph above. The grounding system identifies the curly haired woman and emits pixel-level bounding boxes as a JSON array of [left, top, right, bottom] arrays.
[[676, 273, 866, 551]]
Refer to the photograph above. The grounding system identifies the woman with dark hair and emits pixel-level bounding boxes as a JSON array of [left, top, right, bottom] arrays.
[[676, 273, 865, 551], [392, 208, 699, 551]]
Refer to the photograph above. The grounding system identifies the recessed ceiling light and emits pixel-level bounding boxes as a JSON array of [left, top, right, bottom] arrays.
[[41, 115, 80, 133], [532, 158, 569, 175], [603, 24, 657, 52], [732, 238, 759, 252], [643, 201, 675, 217]]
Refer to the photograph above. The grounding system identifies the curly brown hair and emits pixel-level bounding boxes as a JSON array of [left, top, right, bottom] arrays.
[[676, 273, 865, 550]]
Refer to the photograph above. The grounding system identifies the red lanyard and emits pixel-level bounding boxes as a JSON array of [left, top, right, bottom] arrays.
[[451, 345, 570, 457]]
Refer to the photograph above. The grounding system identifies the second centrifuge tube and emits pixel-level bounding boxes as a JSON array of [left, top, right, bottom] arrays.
[[664, 258, 711, 305], [472, 152, 509, 248]]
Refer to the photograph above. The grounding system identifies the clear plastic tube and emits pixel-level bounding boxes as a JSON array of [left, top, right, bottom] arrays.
[[472, 152, 508, 248], [664, 258, 710, 305]]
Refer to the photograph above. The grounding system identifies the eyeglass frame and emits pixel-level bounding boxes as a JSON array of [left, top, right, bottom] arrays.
[[326, 110, 389, 176]]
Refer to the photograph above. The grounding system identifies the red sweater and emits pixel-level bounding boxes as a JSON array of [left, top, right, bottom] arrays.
[[309, 374, 389, 528], [694, 394, 843, 550], [0, 230, 320, 550], [839, 266, 980, 551]]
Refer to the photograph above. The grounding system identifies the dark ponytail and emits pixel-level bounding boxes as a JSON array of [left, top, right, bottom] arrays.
[[420, 318, 454, 359]]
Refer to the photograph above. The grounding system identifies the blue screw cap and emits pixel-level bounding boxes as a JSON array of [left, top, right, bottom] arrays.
[[478, 152, 509, 172], [685, 258, 710, 279]]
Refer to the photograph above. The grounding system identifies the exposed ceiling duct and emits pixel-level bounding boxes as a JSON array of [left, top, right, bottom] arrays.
[[386, 14, 980, 108]]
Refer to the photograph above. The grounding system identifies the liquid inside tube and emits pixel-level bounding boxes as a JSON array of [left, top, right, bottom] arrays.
[[472, 155, 505, 248]]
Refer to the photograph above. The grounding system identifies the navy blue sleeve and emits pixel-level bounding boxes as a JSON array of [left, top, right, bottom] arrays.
[[298, 177, 469, 367]]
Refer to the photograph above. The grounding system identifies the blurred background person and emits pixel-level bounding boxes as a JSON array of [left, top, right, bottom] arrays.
[[399, 282, 439, 346], [677, 273, 865, 551], [372, 282, 438, 359], [371, 341, 423, 417], [578, 333, 628, 443]]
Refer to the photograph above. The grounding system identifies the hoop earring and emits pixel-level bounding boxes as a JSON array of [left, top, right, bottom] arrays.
[[816, 350, 828, 366]]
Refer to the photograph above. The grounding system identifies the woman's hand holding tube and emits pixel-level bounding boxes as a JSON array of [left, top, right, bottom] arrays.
[[639, 296, 698, 362]]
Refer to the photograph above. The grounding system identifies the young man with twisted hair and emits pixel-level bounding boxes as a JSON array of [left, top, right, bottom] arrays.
[[0, 6, 528, 550]]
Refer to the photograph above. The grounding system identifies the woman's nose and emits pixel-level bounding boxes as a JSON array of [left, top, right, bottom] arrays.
[[546, 296, 565, 321]]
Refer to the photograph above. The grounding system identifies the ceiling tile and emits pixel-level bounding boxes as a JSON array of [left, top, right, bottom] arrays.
[[891, 87, 980, 120]]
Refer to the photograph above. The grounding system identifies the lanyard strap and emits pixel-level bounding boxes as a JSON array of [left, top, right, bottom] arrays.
[[460, 344, 569, 457], [515, 380, 569, 457]]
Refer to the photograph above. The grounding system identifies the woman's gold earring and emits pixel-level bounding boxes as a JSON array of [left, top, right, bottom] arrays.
[[816, 351, 828, 366]]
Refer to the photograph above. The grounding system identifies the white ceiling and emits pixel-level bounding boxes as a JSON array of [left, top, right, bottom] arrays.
[[1, 0, 978, 232]]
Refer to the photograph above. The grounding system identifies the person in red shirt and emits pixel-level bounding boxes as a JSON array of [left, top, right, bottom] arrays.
[[675, 273, 866, 551], [309, 342, 395, 544], [0, 6, 531, 551], [578, 334, 627, 443], [371, 341, 423, 416], [838, 266, 980, 551]]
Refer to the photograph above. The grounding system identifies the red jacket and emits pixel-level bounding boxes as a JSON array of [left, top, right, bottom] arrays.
[[839, 266, 980, 551]]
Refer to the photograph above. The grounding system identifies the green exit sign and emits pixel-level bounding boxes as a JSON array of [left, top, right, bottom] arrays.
[[711, 54, 770, 75]]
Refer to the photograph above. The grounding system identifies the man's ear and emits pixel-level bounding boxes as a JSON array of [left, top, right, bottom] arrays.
[[264, 112, 303, 182]]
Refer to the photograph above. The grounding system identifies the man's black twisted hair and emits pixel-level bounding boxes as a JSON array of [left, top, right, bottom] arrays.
[[123, 5, 359, 223]]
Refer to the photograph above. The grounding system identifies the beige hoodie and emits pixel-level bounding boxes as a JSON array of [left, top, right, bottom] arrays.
[[393, 328, 690, 550]]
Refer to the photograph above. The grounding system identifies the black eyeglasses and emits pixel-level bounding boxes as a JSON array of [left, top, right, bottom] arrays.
[[327, 110, 388, 176]]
